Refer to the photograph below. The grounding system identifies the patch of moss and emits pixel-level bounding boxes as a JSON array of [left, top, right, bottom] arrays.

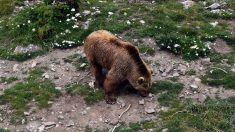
[[0, 68, 60, 124], [0, 76, 18, 84]]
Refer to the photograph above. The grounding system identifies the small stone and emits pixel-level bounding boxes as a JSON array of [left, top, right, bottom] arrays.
[[162, 128, 169, 132], [139, 99, 145, 105], [58, 115, 64, 120], [148, 93, 154, 97], [161, 72, 167, 77], [14, 44, 41, 54], [55, 87, 62, 90], [43, 122, 56, 130], [80, 63, 86, 68], [88, 81, 95, 88], [159, 67, 165, 73], [207, 3, 221, 10], [38, 125, 45, 132], [48, 101, 53, 104], [31, 61, 37, 68], [145, 107, 155, 114], [26, 121, 42, 132], [181, 0, 195, 9], [42, 73, 49, 79], [173, 72, 180, 77], [81, 110, 87, 115], [110, 118, 119, 125], [13, 64, 19, 72], [66, 120, 75, 127], [117, 99, 126, 108], [194, 78, 201, 82], [190, 84, 198, 89], [24, 112, 30, 116], [201, 58, 211, 65], [50, 68, 56, 72]]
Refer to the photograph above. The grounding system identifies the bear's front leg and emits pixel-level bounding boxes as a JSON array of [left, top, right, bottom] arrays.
[[103, 76, 118, 104]]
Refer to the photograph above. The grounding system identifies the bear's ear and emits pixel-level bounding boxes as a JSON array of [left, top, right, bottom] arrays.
[[137, 77, 145, 85]]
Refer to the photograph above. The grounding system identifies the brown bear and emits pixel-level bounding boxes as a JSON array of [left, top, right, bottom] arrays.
[[84, 30, 153, 104]]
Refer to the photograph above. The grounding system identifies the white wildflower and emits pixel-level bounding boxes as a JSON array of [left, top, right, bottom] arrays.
[[71, 17, 75, 20], [140, 20, 145, 24], [32, 28, 36, 32], [108, 12, 113, 15], [190, 45, 197, 49], [72, 25, 79, 28], [124, 12, 127, 16], [210, 21, 218, 27], [71, 8, 75, 12], [27, 20, 31, 24], [75, 13, 81, 17], [83, 10, 91, 16], [174, 44, 180, 47], [66, 19, 71, 22], [126, 20, 131, 25], [65, 29, 71, 33], [17, 25, 20, 27]]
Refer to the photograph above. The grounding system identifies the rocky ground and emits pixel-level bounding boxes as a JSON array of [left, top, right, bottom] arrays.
[[0, 36, 234, 131]]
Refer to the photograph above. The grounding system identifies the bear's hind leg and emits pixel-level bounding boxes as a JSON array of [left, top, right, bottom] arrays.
[[90, 61, 106, 88]]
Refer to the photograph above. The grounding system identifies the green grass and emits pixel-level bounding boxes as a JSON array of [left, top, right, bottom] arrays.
[[151, 81, 184, 107], [157, 98, 235, 132], [0, 0, 24, 16], [210, 53, 235, 64], [0, 0, 234, 61], [186, 69, 196, 75], [0, 68, 60, 124], [0, 128, 10, 132], [63, 53, 89, 70], [201, 67, 235, 89], [136, 43, 155, 55], [65, 82, 104, 105], [0, 76, 18, 84]]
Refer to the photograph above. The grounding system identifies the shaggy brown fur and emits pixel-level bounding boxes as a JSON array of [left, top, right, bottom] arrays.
[[84, 30, 152, 104]]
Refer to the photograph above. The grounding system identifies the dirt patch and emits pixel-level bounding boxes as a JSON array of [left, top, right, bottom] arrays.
[[211, 38, 234, 54]]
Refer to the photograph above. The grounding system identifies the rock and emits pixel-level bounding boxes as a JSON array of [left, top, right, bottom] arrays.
[[190, 84, 198, 89], [207, 3, 221, 10], [211, 9, 221, 13], [159, 67, 165, 73], [139, 99, 145, 105], [165, 66, 172, 74], [110, 118, 119, 125], [66, 120, 75, 127], [148, 93, 154, 98], [24, 112, 30, 116], [201, 58, 211, 65], [194, 78, 201, 83], [38, 125, 45, 132], [181, 0, 195, 9], [58, 115, 64, 120], [80, 63, 86, 68], [178, 64, 187, 75], [42, 73, 49, 79], [31, 61, 37, 68], [13, 64, 19, 72], [14, 44, 41, 54], [145, 107, 155, 114], [117, 99, 126, 108], [43, 122, 56, 129], [173, 72, 180, 77], [88, 81, 95, 88], [162, 128, 169, 132], [81, 110, 87, 115], [161, 72, 167, 77], [26, 121, 42, 132], [55, 87, 62, 90]]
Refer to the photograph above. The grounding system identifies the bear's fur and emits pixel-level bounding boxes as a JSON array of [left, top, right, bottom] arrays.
[[84, 30, 152, 104]]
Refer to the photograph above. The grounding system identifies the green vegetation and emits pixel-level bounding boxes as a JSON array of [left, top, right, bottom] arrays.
[[0, 0, 234, 60], [210, 53, 235, 64], [0, 0, 24, 16], [63, 53, 88, 70], [66, 82, 104, 105], [0, 68, 60, 124], [0, 76, 18, 84], [186, 69, 196, 75], [0, 128, 10, 132], [137, 44, 155, 55], [201, 67, 235, 89], [151, 81, 184, 107]]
